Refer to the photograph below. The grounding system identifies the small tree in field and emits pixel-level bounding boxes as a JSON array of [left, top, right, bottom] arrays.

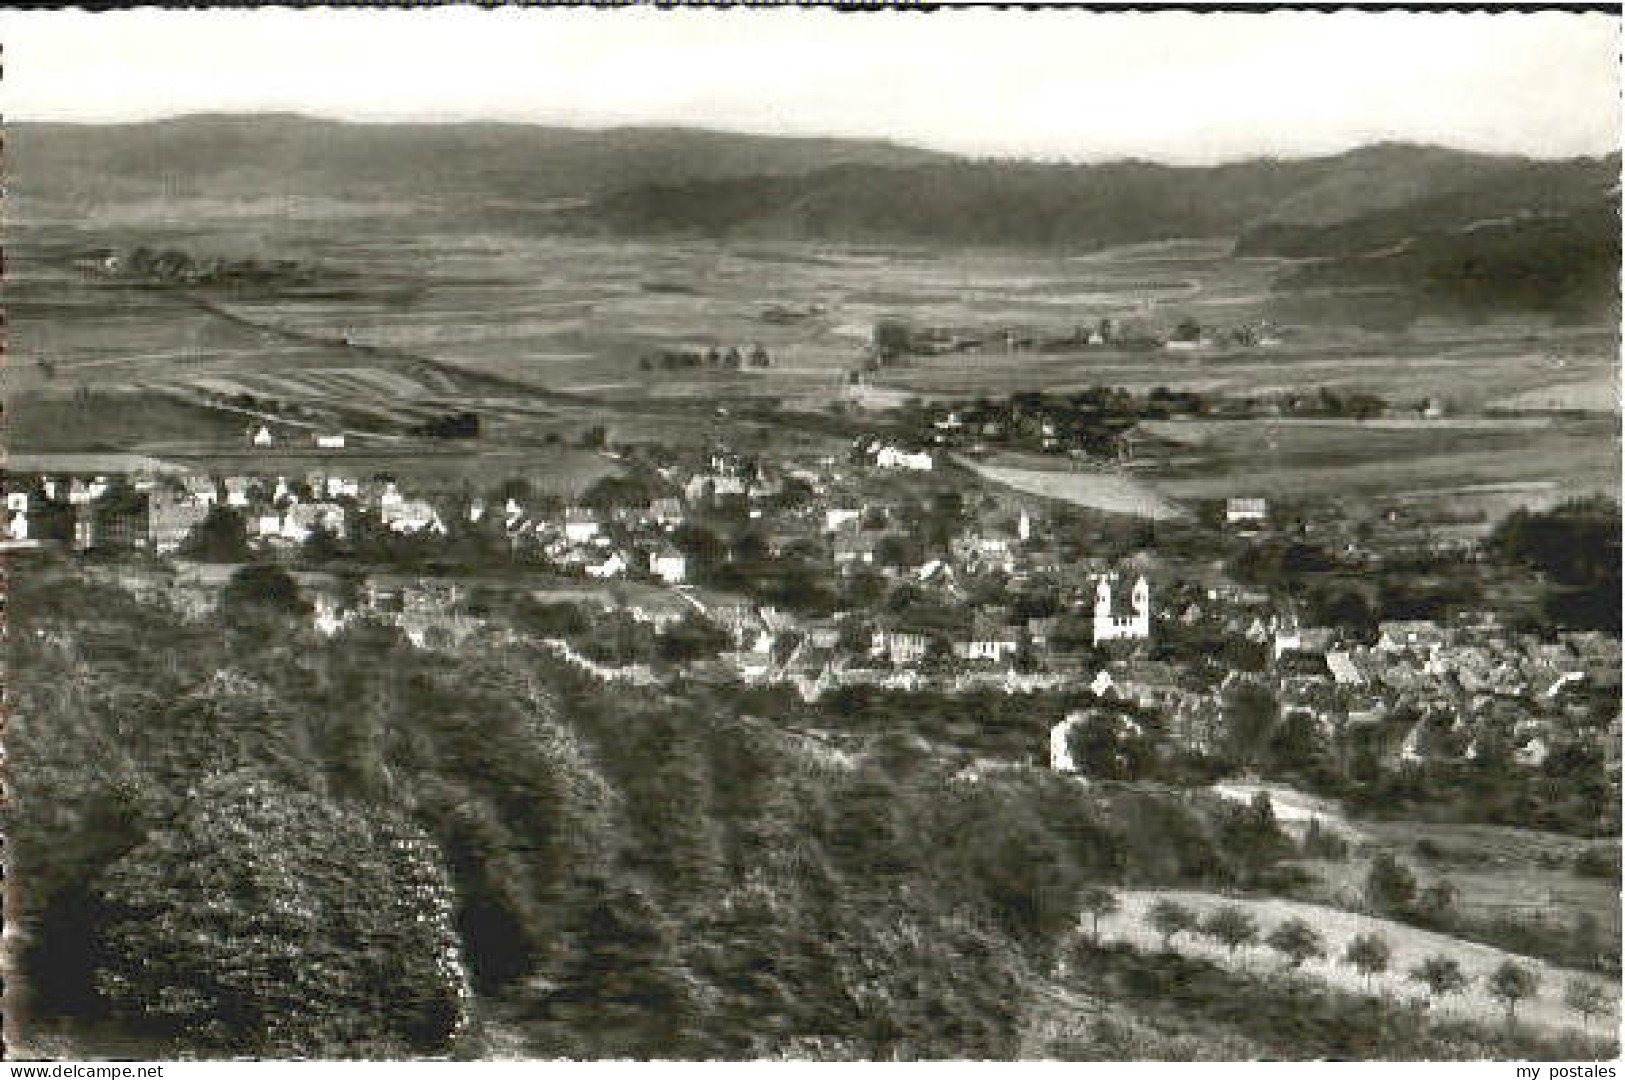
[[1408, 955, 1470, 1012], [1487, 961, 1540, 1025], [1564, 978, 1611, 1031], [1365, 853, 1417, 913], [1146, 898, 1198, 952], [1265, 917, 1326, 970], [1342, 932, 1392, 990], [1079, 886, 1120, 942], [1201, 905, 1259, 960]]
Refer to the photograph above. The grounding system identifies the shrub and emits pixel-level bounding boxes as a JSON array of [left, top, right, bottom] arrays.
[[1201, 906, 1259, 958], [1265, 917, 1327, 969], [1365, 853, 1418, 913], [1573, 846, 1622, 884], [1487, 961, 1541, 1024], [1408, 955, 1470, 1008], [1146, 898, 1199, 951], [1564, 978, 1613, 1030], [1342, 932, 1392, 989], [1302, 817, 1350, 861], [93, 771, 471, 1056]]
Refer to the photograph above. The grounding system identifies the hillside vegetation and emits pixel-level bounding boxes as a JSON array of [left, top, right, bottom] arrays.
[[6, 563, 1601, 1059]]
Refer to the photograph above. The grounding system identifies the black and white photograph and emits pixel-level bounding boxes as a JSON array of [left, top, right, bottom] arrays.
[[1, 2, 1621, 1062]]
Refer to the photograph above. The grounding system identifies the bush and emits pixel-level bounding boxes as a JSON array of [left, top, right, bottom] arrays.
[[93, 772, 471, 1056], [1365, 853, 1418, 913], [1302, 818, 1351, 861], [1573, 846, 1622, 884]]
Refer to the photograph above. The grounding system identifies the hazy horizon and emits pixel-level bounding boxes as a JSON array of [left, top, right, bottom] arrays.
[[9, 109, 1622, 169], [2, 7, 1619, 166]]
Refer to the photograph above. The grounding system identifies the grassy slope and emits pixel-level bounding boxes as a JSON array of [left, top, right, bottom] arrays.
[[1097, 889, 1617, 1037]]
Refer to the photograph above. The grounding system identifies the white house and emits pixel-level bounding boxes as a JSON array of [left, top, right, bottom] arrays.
[[315, 434, 347, 450], [873, 629, 932, 665], [383, 498, 445, 535], [563, 508, 601, 543], [323, 475, 360, 499], [874, 445, 934, 471], [251, 425, 275, 448], [651, 546, 689, 585], [825, 506, 863, 533], [5, 493, 28, 541], [312, 594, 355, 637], [586, 552, 629, 579], [1226, 497, 1268, 525]]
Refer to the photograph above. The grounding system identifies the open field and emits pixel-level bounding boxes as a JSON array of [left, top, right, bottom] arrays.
[[957, 453, 1188, 520], [1212, 784, 1622, 961], [1097, 889, 1618, 1038], [7, 223, 1615, 521], [1133, 414, 1619, 503], [1490, 371, 1620, 413]]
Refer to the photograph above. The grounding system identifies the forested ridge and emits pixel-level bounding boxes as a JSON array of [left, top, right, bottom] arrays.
[[3, 564, 1608, 1059]]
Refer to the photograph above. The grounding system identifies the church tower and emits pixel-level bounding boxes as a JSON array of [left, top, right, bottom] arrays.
[[1093, 574, 1152, 645], [1130, 575, 1150, 637]]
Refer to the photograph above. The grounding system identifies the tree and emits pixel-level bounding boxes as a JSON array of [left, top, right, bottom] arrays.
[[1220, 681, 1279, 771], [1573, 911, 1604, 963], [1364, 853, 1418, 913], [1487, 960, 1540, 1024], [181, 505, 251, 562], [1342, 932, 1391, 989], [872, 318, 913, 360], [1563, 978, 1612, 1031], [1079, 886, 1120, 942], [1408, 955, 1470, 1011], [1265, 917, 1326, 969], [1145, 898, 1198, 952], [548, 879, 697, 1057], [1200, 905, 1259, 959], [220, 564, 310, 619], [301, 523, 343, 564], [1301, 818, 1350, 861], [1418, 878, 1459, 919]]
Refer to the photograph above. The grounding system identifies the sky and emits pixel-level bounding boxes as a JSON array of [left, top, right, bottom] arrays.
[[2, 6, 1620, 164]]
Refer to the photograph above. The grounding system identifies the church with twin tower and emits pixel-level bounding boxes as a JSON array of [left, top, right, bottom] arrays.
[[1092, 575, 1151, 646]]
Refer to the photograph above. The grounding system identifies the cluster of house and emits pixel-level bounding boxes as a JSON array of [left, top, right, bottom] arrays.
[[876, 316, 1282, 359], [0, 469, 438, 556], [1063, 599, 1622, 774], [15, 440, 1618, 790]]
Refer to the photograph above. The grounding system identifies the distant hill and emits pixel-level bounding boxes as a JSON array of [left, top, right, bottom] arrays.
[[7, 114, 946, 216], [1244, 153, 1621, 321], [10, 117, 1618, 318], [579, 142, 1620, 318]]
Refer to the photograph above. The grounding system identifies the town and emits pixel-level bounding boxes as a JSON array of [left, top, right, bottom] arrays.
[[6, 404, 1617, 836]]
